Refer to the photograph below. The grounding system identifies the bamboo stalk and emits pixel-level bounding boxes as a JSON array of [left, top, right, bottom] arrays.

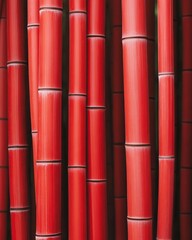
[[27, 0, 39, 194], [121, 0, 153, 239], [157, 0, 175, 239], [110, 0, 127, 239], [0, 1, 8, 239], [7, 0, 31, 239], [179, 1, 192, 239], [36, 1, 63, 239], [27, 1, 39, 238], [87, 1, 108, 239], [68, 1, 87, 239]]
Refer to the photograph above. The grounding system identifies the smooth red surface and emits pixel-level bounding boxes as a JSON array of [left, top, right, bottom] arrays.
[[0, 212, 8, 239], [28, 27, 39, 132], [68, 96, 86, 166], [112, 94, 125, 144], [8, 64, 29, 146], [157, 158, 174, 239], [39, 9, 62, 89], [68, 168, 87, 240], [0, 121, 8, 166], [180, 214, 192, 240], [148, 41, 155, 98], [0, 69, 7, 118], [0, 19, 6, 67], [87, 109, 106, 180], [87, 37, 105, 107], [7, 0, 27, 62], [114, 198, 127, 240], [180, 168, 192, 213], [159, 75, 175, 156], [36, 163, 61, 235], [123, 39, 150, 144], [39, 0, 63, 9], [182, 17, 192, 70], [9, 148, 30, 208], [111, 27, 123, 92], [180, 123, 192, 167], [128, 219, 152, 240], [69, 0, 86, 12], [181, 72, 192, 121], [87, 182, 108, 240], [28, 0, 39, 25], [158, 0, 174, 73], [32, 132, 38, 189], [38, 91, 62, 161], [69, 13, 86, 95], [0, 166, 9, 209], [87, 0, 105, 36], [122, 0, 147, 38], [0, 168, 8, 210], [113, 145, 126, 197], [126, 146, 152, 218], [10, 210, 30, 240]]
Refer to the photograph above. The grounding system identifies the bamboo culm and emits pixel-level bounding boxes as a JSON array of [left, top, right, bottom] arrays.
[[36, 0, 63, 239], [179, 0, 192, 239], [68, 0, 87, 239], [111, 0, 127, 239], [122, 0, 153, 239], [0, 1, 8, 239], [87, 1, 108, 239], [7, 0, 31, 239], [157, 0, 175, 239]]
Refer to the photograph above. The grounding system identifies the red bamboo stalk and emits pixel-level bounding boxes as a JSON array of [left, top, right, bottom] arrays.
[[111, 0, 127, 239], [157, 0, 175, 239], [36, 1, 63, 239], [121, 0, 153, 239], [87, 1, 108, 239], [0, 1, 8, 239], [7, 0, 31, 239], [68, 1, 87, 239], [27, 0, 39, 194], [179, 1, 192, 239]]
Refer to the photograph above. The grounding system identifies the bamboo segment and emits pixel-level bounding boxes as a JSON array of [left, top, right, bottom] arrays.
[[179, 1, 192, 239], [27, 0, 39, 190], [122, 0, 153, 239], [111, 0, 127, 239], [68, 1, 87, 238], [0, 1, 8, 239], [157, 0, 175, 239], [36, 1, 63, 238], [7, 0, 30, 238], [87, 1, 108, 239]]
